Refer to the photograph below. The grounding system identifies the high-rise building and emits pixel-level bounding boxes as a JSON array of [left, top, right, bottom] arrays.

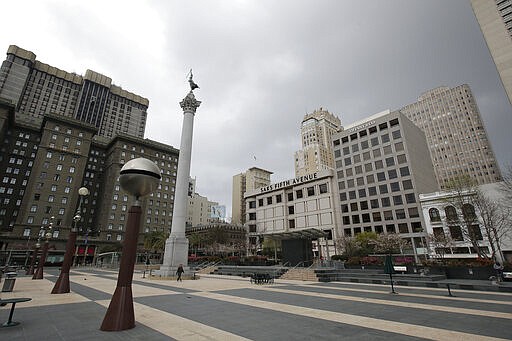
[[186, 177, 220, 227], [471, 0, 512, 107], [399, 84, 501, 188], [232, 167, 272, 225], [294, 108, 342, 177], [332, 110, 439, 260], [0, 45, 149, 139], [0, 97, 178, 259]]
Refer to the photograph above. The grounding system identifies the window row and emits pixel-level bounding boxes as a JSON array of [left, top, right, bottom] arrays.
[[342, 206, 419, 223], [343, 221, 423, 236], [334, 118, 400, 146], [339, 180, 414, 201]]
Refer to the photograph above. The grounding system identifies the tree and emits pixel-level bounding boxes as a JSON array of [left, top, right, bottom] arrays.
[[373, 233, 409, 255], [443, 176, 487, 258], [143, 230, 169, 257], [334, 232, 378, 259], [425, 232, 455, 263], [205, 226, 229, 256], [501, 164, 512, 205], [355, 232, 378, 256], [188, 232, 203, 255], [473, 189, 511, 262]]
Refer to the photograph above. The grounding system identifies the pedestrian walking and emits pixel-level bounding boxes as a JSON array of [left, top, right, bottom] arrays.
[[494, 261, 504, 282], [176, 264, 184, 282]]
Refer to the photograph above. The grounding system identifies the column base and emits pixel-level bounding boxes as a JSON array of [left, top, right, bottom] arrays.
[[158, 236, 189, 277]]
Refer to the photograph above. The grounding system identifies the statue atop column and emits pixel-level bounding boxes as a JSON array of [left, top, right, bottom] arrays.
[[188, 69, 199, 91]]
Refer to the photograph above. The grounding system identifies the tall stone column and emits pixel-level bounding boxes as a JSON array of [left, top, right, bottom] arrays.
[[159, 90, 201, 276]]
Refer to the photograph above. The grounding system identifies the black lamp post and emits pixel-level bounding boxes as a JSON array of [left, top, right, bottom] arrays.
[[33, 217, 54, 280], [52, 187, 89, 294]]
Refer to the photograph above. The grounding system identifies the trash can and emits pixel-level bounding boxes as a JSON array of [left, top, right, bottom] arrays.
[[1, 272, 17, 292]]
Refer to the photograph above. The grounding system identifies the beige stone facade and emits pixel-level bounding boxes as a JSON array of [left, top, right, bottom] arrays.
[[244, 170, 341, 258], [231, 167, 272, 225], [294, 108, 342, 177], [399, 85, 501, 188]]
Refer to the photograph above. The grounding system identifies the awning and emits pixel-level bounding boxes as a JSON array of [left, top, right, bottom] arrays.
[[249, 228, 327, 240]]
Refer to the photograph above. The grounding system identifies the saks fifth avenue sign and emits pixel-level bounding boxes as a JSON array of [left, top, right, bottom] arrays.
[[259, 173, 319, 194]]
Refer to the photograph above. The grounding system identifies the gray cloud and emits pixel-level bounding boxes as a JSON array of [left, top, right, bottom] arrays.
[[1, 0, 511, 218]]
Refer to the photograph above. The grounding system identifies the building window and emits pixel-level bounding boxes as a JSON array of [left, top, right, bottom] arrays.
[[319, 183, 328, 194], [276, 194, 282, 203], [307, 187, 315, 196], [296, 189, 303, 199], [393, 195, 403, 205], [258, 198, 264, 207], [23, 228, 31, 237], [288, 206, 295, 214], [429, 208, 441, 222], [249, 201, 256, 209], [30, 205, 37, 212], [267, 197, 273, 205], [289, 219, 295, 229], [449, 225, 463, 241], [445, 206, 458, 222], [287, 192, 294, 201]]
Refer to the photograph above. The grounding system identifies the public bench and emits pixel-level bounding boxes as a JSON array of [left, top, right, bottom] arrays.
[[0, 297, 31, 327], [250, 273, 274, 284]]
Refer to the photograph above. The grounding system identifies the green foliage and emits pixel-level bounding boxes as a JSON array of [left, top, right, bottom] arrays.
[[143, 230, 169, 253]]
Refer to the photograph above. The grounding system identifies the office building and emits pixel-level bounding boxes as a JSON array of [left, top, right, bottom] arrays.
[[245, 170, 340, 264], [0, 45, 148, 139], [471, 0, 512, 106], [232, 167, 272, 225], [294, 108, 342, 177], [332, 110, 439, 260], [399, 85, 501, 188]]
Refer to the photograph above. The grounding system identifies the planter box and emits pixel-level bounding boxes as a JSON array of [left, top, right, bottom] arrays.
[[424, 266, 493, 280]]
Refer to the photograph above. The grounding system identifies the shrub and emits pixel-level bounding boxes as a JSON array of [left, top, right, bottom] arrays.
[[360, 256, 382, 265], [394, 256, 414, 265], [331, 255, 347, 261], [346, 256, 361, 265]]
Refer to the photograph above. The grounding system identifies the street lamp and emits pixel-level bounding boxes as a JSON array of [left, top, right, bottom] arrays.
[[101, 158, 160, 331], [52, 187, 89, 294], [26, 234, 40, 276], [33, 216, 54, 280]]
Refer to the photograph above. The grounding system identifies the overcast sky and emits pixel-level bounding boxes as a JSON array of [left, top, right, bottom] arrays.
[[2, 0, 511, 218]]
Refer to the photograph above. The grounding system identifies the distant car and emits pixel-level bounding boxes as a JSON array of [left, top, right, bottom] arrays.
[[503, 271, 512, 282]]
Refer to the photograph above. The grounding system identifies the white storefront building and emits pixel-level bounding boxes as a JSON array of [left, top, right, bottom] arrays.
[[244, 170, 341, 264]]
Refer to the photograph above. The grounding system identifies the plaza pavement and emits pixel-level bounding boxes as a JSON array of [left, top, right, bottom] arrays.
[[1, 268, 511, 340]]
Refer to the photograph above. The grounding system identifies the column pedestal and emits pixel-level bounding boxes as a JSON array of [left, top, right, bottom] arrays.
[[158, 236, 189, 277]]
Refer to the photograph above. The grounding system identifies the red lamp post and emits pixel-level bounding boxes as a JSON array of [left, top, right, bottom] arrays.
[[33, 217, 54, 280], [52, 187, 89, 294]]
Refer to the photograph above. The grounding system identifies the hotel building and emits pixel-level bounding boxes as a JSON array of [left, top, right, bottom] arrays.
[[0, 45, 148, 139]]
